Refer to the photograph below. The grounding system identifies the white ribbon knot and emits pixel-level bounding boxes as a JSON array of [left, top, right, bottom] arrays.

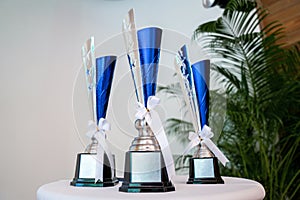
[[86, 118, 111, 139], [183, 125, 229, 166], [86, 118, 114, 182], [135, 96, 175, 179], [199, 125, 214, 139], [135, 95, 160, 124]]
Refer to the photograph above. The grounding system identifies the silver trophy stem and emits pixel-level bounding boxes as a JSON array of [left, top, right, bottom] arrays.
[[85, 135, 98, 154], [129, 118, 160, 151], [193, 141, 214, 158]]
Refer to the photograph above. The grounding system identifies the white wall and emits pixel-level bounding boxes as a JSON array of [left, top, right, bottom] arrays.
[[0, 0, 222, 199]]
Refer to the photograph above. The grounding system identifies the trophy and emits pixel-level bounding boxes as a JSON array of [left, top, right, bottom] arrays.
[[175, 45, 229, 184], [71, 37, 118, 187], [119, 9, 175, 193]]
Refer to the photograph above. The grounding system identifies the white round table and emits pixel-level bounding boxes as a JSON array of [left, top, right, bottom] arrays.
[[37, 176, 265, 200]]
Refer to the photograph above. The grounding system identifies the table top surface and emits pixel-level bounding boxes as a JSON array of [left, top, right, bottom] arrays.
[[37, 176, 265, 200]]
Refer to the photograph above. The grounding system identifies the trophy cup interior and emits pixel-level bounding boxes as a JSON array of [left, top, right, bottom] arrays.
[[129, 119, 160, 151]]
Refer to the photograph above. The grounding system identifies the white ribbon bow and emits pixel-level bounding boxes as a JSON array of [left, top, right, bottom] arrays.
[[135, 96, 176, 179], [86, 118, 114, 182], [183, 125, 229, 166], [135, 96, 160, 121]]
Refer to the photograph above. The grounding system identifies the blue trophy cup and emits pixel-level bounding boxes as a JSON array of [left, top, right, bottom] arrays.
[[71, 51, 118, 187], [186, 60, 224, 184], [119, 26, 175, 193]]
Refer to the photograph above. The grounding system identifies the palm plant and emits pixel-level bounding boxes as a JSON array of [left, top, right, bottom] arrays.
[[193, 1, 300, 199], [161, 0, 300, 199]]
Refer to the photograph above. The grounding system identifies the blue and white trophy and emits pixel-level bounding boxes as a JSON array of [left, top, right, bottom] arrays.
[[71, 37, 118, 187], [176, 45, 229, 184], [119, 9, 175, 192]]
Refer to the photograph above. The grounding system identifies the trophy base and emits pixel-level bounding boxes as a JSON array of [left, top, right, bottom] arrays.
[[70, 177, 119, 187], [119, 151, 175, 193], [187, 157, 224, 184], [119, 181, 175, 193], [70, 153, 119, 187]]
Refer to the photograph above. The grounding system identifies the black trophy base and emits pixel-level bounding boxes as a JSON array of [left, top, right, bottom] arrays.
[[119, 181, 175, 193], [70, 177, 119, 187], [187, 157, 224, 184], [119, 151, 175, 193], [70, 153, 119, 187]]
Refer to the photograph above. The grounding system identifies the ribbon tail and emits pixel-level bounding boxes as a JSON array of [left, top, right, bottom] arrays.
[[146, 110, 175, 179], [95, 133, 115, 181], [202, 139, 229, 166], [95, 143, 104, 182]]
